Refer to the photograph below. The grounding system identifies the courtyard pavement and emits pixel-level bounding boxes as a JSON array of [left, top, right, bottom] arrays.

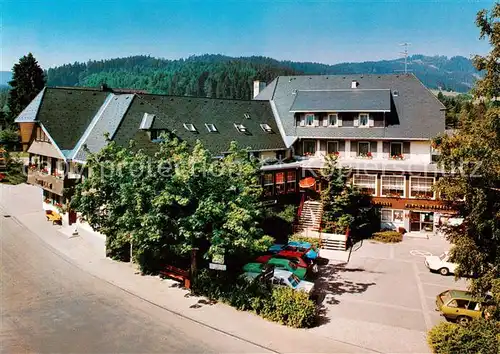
[[311, 234, 467, 353]]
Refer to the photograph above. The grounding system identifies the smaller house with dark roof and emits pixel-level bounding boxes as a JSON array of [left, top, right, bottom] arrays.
[[15, 86, 292, 221]]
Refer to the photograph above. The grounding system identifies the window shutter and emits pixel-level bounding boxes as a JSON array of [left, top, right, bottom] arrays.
[[370, 141, 378, 152], [351, 141, 358, 152], [296, 141, 303, 155], [299, 115, 305, 127], [339, 140, 346, 151], [354, 118, 359, 127], [403, 142, 411, 154], [314, 115, 320, 127], [295, 114, 301, 127], [369, 116, 374, 127], [337, 116, 343, 127], [383, 142, 390, 153], [322, 115, 328, 127]]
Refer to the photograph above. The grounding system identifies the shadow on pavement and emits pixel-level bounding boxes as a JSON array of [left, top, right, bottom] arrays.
[[313, 263, 379, 326]]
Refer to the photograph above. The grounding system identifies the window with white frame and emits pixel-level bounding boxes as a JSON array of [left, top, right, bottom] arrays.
[[263, 173, 273, 196], [327, 141, 339, 155], [381, 175, 405, 197], [275, 172, 285, 194], [328, 114, 338, 126], [410, 176, 435, 199], [358, 141, 370, 156], [286, 171, 296, 193], [390, 142, 403, 157], [353, 174, 377, 195], [303, 140, 316, 156], [381, 209, 393, 222], [381, 209, 404, 223], [359, 113, 369, 127], [305, 114, 315, 126]]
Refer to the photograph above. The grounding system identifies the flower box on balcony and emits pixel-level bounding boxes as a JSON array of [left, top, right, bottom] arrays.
[[28, 164, 37, 170], [40, 168, 49, 175], [390, 154, 404, 160], [357, 152, 373, 159]]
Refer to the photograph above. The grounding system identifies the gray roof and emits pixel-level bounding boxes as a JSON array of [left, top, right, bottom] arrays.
[[14, 88, 46, 123], [73, 93, 134, 161], [290, 89, 391, 112], [111, 94, 287, 156], [255, 74, 446, 144]]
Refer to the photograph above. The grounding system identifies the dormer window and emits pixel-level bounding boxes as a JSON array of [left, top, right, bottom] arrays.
[[305, 113, 315, 126], [205, 123, 218, 132], [328, 114, 338, 126], [359, 113, 369, 127], [183, 123, 197, 132], [260, 123, 273, 133], [234, 123, 247, 133]]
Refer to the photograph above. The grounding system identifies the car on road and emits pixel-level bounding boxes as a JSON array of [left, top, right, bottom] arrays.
[[243, 258, 307, 279], [435, 289, 485, 325], [425, 251, 457, 275]]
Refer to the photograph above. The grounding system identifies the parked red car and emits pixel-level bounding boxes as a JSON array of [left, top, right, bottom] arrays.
[[255, 252, 318, 273]]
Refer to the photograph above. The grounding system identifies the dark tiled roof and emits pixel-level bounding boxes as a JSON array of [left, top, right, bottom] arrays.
[[290, 89, 391, 112], [35, 88, 109, 150], [255, 74, 446, 141], [112, 94, 287, 155]]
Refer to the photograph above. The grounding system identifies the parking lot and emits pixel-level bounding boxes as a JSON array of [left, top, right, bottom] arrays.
[[310, 233, 467, 353]]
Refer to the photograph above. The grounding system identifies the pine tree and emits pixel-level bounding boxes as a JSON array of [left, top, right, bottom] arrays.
[[7, 53, 46, 125]]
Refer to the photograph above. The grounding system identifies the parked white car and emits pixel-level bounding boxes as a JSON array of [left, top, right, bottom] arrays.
[[425, 251, 458, 275], [241, 269, 315, 294], [270, 269, 315, 294]]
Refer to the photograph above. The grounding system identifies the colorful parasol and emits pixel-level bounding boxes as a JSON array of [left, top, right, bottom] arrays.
[[299, 177, 316, 189]]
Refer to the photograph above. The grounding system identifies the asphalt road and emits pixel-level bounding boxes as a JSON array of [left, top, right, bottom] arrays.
[[0, 213, 272, 354]]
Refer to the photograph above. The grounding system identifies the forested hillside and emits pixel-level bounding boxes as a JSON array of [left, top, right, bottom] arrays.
[[44, 54, 479, 99]]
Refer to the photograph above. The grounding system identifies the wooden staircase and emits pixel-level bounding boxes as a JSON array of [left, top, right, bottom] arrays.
[[296, 200, 323, 232]]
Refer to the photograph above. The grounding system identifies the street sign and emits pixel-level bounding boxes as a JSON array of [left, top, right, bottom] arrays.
[[209, 263, 227, 271]]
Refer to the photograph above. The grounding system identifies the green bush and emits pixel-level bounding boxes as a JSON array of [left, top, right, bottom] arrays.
[[372, 231, 403, 243], [192, 269, 316, 328], [428, 319, 500, 354], [289, 234, 321, 249], [260, 287, 316, 328]]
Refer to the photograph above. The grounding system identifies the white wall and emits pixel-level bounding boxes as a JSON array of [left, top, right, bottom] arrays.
[[261, 151, 277, 160], [409, 141, 432, 163]]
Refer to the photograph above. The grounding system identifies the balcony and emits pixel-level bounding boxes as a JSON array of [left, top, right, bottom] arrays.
[[27, 169, 66, 195]]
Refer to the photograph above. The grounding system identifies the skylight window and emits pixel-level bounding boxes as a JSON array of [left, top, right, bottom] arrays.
[[205, 123, 218, 132], [260, 123, 273, 133], [183, 123, 197, 132], [234, 123, 248, 133], [244, 113, 250, 119]]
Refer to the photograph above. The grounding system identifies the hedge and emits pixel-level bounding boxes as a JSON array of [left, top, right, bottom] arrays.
[[427, 319, 500, 354], [192, 269, 316, 328], [372, 231, 403, 243]]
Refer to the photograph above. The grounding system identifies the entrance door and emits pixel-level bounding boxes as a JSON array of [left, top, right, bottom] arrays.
[[409, 211, 434, 232]]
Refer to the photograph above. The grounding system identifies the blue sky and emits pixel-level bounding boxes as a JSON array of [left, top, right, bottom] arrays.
[[0, 0, 494, 71]]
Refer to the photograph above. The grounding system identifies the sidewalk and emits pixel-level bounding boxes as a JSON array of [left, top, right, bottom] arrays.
[[0, 184, 374, 353]]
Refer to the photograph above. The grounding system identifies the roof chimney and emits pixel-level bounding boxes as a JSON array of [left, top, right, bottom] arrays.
[[351, 80, 359, 89], [253, 80, 267, 98]]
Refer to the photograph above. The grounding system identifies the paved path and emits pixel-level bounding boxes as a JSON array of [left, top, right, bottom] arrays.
[[0, 184, 370, 353]]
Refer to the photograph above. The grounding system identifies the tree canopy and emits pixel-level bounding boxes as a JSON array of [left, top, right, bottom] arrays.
[[435, 3, 500, 297], [320, 155, 379, 240], [7, 53, 45, 125], [71, 134, 273, 272]]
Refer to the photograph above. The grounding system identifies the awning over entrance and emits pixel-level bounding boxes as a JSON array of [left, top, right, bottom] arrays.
[[299, 177, 316, 189]]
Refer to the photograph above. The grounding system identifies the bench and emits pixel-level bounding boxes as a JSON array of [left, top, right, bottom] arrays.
[[45, 210, 62, 225], [159, 264, 191, 289]]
